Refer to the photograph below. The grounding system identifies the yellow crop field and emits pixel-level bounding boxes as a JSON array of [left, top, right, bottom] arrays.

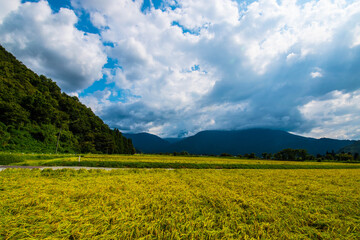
[[4, 153, 360, 169], [1, 168, 359, 239]]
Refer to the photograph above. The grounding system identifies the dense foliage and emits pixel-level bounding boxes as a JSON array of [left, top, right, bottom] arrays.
[[0, 45, 135, 154]]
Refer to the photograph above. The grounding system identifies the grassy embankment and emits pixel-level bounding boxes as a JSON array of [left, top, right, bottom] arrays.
[[0, 168, 359, 239], [1, 152, 360, 169]]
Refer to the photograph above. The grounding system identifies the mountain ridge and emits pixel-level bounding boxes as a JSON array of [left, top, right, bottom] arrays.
[[125, 129, 355, 156], [339, 141, 360, 155], [123, 133, 170, 153]]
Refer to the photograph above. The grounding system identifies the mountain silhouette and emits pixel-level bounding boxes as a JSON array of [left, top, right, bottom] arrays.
[[338, 141, 360, 154], [125, 129, 354, 156], [123, 133, 170, 153]]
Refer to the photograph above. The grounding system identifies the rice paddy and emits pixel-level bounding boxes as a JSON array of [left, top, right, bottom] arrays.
[[2, 152, 360, 169], [1, 166, 359, 239]]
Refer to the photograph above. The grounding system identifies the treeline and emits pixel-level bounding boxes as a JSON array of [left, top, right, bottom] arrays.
[[241, 149, 359, 162], [0, 45, 135, 154], [260, 149, 359, 162], [157, 148, 359, 162], [222, 149, 309, 161], [316, 151, 358, 162]]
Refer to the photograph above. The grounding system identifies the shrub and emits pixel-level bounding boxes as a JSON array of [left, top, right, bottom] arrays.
[[0, 153, 23, 165]]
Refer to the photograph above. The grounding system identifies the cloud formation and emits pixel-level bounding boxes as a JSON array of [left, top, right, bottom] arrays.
[[0, 0, 21, 24], [1, 0, 360, 139], [300, 90, 360, 140], [0, 0, 106, 92], [80, 0, 360, 138]]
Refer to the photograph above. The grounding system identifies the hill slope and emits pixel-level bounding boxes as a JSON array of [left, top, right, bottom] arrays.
[[123, 133, 170, 153], [0, 45, 135, 154], [338, 141, 360, 154]]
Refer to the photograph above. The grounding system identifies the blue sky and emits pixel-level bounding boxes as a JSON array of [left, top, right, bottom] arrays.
[[1, 0, 360, 139]]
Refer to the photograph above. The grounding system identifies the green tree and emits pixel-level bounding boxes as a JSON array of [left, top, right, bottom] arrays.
[[274, 149, 308, 161], [0, 45, 135, 154]]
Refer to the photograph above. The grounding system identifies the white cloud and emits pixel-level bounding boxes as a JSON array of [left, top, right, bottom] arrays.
[[79, 89, 112, 113], [73, 0, 219, 115], [70, 0, 360, 137], [0, 0, 21, 24], [174, 0, 240, 28], [0, 0, 107, 92], [299, 90, 360, 139], [310, 71, 323, 78], [351, 24, 360, 48], [90, 12, 107, 28], [2, 0, 360, 138]]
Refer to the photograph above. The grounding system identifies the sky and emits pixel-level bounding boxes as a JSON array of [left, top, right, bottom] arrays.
[[0, 0, 360, 139]]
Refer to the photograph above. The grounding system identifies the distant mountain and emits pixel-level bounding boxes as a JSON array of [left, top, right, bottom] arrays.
[[0, 45, 135, 154], [123, 133, 170, 153], [163, 138, 183, 144], [169, 129, 354, 156], [127, 129, 354, 156], [338, 141, 360, 154]]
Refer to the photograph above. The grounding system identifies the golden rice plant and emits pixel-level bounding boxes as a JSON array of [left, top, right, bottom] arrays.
[[0, 168, 359, 239]]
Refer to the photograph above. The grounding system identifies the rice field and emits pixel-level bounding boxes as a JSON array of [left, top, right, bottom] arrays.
[[2, 152, 360, 169], [1, 168, 359, 239]]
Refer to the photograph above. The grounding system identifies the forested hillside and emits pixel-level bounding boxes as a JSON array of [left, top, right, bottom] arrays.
[[339, 141, 360, 155], [123, 133, 170, 153], [0, 45, 135, 154]]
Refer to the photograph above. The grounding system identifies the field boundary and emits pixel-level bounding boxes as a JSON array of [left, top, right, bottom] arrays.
[[2, 162, 360, 170]]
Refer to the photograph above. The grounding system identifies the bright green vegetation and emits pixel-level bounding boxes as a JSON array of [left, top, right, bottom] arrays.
[[0, 152, 71, 165], [1, 152, 360, 169], [1, 168, 359, 239], [0, 45, 135, 154]]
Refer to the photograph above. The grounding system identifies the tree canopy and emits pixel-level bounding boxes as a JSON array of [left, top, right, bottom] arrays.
[[0, 45, 135, 154]]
